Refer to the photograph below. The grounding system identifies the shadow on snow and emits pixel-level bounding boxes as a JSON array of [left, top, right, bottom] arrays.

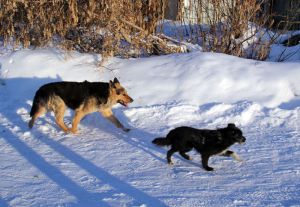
[[0, 77, 167, 207]]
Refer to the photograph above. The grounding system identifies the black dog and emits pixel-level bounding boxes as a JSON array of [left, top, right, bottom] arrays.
[[152, 123, 246, 171]]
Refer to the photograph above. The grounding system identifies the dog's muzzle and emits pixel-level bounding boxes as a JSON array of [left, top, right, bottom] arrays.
[[118, 97, 133, 107], [128, 97, 134, 103], [238, 136, 246, 144], [118, 100, 128, 107]]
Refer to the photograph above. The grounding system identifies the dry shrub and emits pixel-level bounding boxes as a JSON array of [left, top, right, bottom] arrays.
[[0, 0, 168, 59], [178, 0, 274, 60], [175, 0, 300, 61]]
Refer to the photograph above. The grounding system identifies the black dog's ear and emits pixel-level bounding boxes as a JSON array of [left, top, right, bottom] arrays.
[[227, 123, 236, 128], [113, 77, 119, 83]]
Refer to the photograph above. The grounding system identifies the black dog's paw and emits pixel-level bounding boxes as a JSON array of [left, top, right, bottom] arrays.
[[168, 161, 174, 166], [123, 128, 130, 132], [204, 166, 214, 171]]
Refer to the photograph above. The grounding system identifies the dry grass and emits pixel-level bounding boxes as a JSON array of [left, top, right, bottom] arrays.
[[175, 0, 299, 61], [0, 0, 167, 58], [0, 0, 298, 62], [177, 0, 275, 60]]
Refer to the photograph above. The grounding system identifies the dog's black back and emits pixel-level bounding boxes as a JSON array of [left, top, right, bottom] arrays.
[[152, 123, 246, 171], [30, 81, 109, 116]]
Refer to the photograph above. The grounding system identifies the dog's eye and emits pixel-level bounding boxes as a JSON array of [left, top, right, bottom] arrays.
[[116, 89, 125, 95], [116, 89, 121, 95]]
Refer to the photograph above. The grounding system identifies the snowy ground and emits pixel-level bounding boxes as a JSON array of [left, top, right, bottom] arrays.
[[0, 48, 300, 207]]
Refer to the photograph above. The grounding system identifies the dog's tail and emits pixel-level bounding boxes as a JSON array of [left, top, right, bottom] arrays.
[[30, 97, 39, 117], [30, 89, 47, 117], [152, 137, 171, 146]]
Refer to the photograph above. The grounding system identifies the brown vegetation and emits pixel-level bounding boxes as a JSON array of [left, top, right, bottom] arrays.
[[176, 0, 275, 60], [0, 0, 299, 62], [0, 0, 185, 60], [174, 0, 300, 61]]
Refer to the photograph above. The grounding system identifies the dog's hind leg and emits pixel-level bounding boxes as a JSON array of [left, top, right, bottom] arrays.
[[179, 151, 192, 160], [167, 148, 177, 165], [220, 150, 242, 161], [201, 154, 214, 171], [53, 103, 69, 133], [29, 106, 46, 129]]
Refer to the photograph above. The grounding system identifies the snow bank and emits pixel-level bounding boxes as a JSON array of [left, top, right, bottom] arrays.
[[1, 49, 300, 108], [114, 52, 300, 108]]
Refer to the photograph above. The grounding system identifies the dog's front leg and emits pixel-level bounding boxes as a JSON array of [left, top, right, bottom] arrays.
[[201, 154, 214, 171], [220, 150, 242, 161], [70, 110, 86, 134], [100, 109, 130, 132]]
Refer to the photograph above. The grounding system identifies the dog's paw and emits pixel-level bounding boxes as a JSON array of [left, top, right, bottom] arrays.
[[168, 161, 174, 166], [236, 157, 243, 162], [232, 153, 242, 162], [69, 128, 79, 134], [204, 166, 214, 171], [122, 128, 130, 132]]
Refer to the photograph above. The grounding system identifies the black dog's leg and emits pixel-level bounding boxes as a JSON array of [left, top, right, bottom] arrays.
[[220, 150, 242, 161], [167, 148, 177, 165], [201, 154, 214, 171], [221, 150, 233, 157], [179, 151, 192, 160]]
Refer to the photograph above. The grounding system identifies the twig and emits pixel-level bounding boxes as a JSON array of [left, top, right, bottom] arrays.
[[119, 18, 188, 53]]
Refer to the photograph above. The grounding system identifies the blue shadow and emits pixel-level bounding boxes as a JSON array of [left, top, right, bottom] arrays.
[[0, 77, 168, 207], [0, 197, 9, 207], [0, 124, 109, 207]]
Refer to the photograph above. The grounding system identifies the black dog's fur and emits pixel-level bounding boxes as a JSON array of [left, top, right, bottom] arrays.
[[29, 78, 133, 133], [152, 123, 246, 171]]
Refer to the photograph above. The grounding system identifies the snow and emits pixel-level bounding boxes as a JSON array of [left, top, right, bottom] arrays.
[[0, 47, 300, 207]]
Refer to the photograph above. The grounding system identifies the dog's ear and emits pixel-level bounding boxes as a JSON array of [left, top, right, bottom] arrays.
[[113, 77, 119, 84], [109, 80, 116, 88], [227, 123, 235, 128]]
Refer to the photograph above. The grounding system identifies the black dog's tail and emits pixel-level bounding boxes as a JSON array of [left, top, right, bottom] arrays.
[[152, 137, 171, 146]]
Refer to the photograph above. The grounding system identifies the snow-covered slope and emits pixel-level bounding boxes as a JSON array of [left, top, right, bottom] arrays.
[[0, 48, 300, 207]]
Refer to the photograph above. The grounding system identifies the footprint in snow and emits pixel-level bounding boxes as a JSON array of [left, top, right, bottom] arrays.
[[16, 107, 28, 115], [23, 131, 31, 139]]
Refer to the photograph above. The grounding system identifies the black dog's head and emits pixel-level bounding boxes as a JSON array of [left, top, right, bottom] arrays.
[[225, 123, 246, 144]]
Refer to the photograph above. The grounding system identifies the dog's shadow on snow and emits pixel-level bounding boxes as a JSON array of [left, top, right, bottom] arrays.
[[0, 197, 9, 207], [0, 77, 168, 207], [86, 110, 168, 163], [84, 107, 203, 170]]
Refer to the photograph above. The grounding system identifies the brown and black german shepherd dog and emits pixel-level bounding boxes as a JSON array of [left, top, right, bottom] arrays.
[[152, 123, 246, 171], [29, 78, 133, 134]]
